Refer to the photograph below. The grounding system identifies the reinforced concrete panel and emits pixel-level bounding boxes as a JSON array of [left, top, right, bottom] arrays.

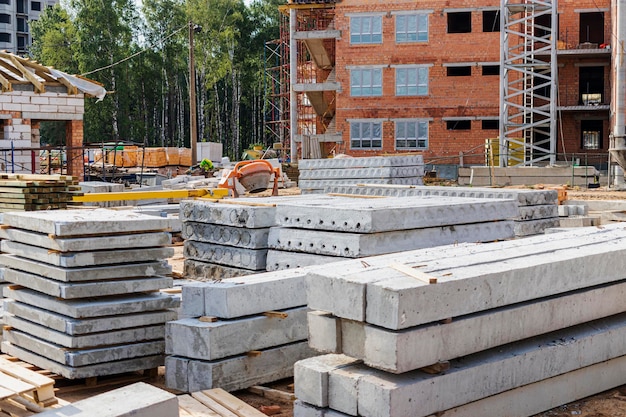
[[268, 221, 514, 257], [182, 222, 269, 248], [1, 209, 172, 236], [4, 299, 176, 335], [514, 218, 562, 237], [165, 341, 316, 392], [180, 199, 278, 228], [298, 166, 425, 180], [355, 314, 626, 417], [294, 354, 362, 408], [3, 287, 179, 318], [266, 250, 343, 271], [1, 341, 163, 379], [4, 329, 164, 367], [298, 178, 424, 190], [4, 269, 172, 298], [297, 155, 424, 169], [166, 306, 308, 360], [4, 314, 164, 348], [1, 240, 174, 267], [0, 228, 171, 251], [0, 255, 171, 282], [183, 240, 267, 270], [275, 196, 517, 233], [183, 259, 255, 281], [35, 382, 178, 417]]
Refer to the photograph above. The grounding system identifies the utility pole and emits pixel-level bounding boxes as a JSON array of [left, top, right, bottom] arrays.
[[189, 21, 198, 166]]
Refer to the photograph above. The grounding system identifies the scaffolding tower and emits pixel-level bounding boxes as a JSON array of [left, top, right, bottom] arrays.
[[499, 0, 558, 166]]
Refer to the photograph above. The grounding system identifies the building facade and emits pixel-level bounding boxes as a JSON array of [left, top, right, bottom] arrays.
[[0, 0, 57, 55], [284, 0, 615, 169]]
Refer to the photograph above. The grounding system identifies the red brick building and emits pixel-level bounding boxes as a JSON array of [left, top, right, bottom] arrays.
[[281, 0, 616, 172]]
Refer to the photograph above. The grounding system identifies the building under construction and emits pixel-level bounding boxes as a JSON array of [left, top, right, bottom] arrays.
[[269, 0, 625, 173]]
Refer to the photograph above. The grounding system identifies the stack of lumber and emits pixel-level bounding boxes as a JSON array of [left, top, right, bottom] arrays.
[[0, 355, 59, 415], [0, 174, 80, 212], [265, 194, 517, 271], [165, 268, 315, 392], [322, 184, 561, 236], [294, 224, 626, 417], [0, 209, 179, 379], [179, 388, 271, 417], [298, 155, 424, 194]]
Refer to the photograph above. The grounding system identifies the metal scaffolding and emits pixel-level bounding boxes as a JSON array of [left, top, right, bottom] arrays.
[[499, 0, 558, 166]]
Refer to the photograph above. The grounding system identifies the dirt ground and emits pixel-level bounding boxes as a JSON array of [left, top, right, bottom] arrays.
[[161, 185, 626, 416]]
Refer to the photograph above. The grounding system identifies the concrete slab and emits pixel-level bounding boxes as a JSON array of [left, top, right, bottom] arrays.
[[354, 314, 626, 417], [181, 269, 308, 319], [316, 281, 626, 373], [4, 299, 176, 335], [1, 209, 172, 236], [298, 155, 424, 169], [3, 287, 179, 318], [266, 250, 343, 271], [0, 228, 171, 251], [1, 241, 174, 267], [183, 259, 255, 281], [275, 196, 518, 233], [35, 382, 178, 417], [182, 222, 269, 248], [559, 216, 595, 227], [4, 314, 165, 348], [299, 166, 425, 180], [308, 311, 341, 354], [268, 221, 514, 257], [183, 240, 267, 270], [4, 329, 165, 367], [166, 306, 308, 360], [516, 204, 558, 220], [298, 178, 424, 190], [306, 225, 626, 324], [294, 355, 361, 407], [165, 341, 316, 392], [180, 199, 278, 228], [436, 354, 626, 417], [321, 184, 558, 206], [0, 255, 171, 282], [514, 218, 562, 236], [3, 269, 172, 298], [1, 341, 163, 379]]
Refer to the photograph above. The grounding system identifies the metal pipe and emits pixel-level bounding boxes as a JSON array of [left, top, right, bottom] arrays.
[[609, 0, 626, 170], [289, 7, 298, 163]]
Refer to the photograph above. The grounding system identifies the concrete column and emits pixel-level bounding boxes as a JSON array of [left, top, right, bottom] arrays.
[[66, 119, 84, 180]]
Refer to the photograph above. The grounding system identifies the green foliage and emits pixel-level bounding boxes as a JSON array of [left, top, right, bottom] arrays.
[[28, 0, 285, 157]]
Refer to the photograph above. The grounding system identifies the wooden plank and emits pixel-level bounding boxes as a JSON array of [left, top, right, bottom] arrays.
[[0, 372, 34, 396], [0, 386, 15, 401], [0, 356, 55, 388], [177, 394, 222, 417], [0, 398, 35, 417], [201, 388, 268, 417], [390, 263, 437, 284], [262, 311, 289, 319], [248, 385, 296, 402], [190, 392, 239, 417]]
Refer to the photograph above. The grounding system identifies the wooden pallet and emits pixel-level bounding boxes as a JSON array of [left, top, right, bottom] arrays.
[[0, 356, 59, 416], [180, 388, 268, 417]]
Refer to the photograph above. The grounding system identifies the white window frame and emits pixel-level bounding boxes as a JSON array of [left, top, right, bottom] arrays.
[[395, 66, 429, 96], [350, 120, 383, 150], [350, 15, 383, 44], [350, 67, 383, 97], [395, 119, 429, 150], [396, 13, 429, 43]]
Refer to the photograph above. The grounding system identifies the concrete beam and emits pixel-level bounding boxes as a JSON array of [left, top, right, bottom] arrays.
[[294, 355, 361, 408], [183, 259, 255, 281], [183, 240, 267, 271], [298, 156, 424, 169]]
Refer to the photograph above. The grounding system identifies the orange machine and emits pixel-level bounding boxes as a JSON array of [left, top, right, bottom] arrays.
[[218, 159, 280, 197]]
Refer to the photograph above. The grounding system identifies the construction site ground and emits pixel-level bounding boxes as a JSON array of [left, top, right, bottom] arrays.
[[7, 183, 626, 416]]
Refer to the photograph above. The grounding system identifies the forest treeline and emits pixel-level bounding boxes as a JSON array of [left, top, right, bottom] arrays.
[[30, 0, 283, 160]]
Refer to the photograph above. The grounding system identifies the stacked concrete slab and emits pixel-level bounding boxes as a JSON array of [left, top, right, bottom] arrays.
[[298, 156, 424, 194], [294, 225, 626, 417], [165, 268, 316, 392], [0, 209, 179, 379], [266, 195, 517, 271], [322, 184, 561, 236]]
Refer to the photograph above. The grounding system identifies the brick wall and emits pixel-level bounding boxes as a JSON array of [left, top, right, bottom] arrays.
[[315, 0, 612, 164]]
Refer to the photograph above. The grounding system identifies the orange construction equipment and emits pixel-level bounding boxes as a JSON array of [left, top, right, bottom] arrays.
[[218, 159, 280, 197]]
